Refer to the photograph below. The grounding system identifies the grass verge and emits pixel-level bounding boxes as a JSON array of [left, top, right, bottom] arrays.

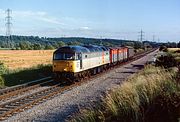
[[70, 65, 180, 122], [0, 63, 52, 87]]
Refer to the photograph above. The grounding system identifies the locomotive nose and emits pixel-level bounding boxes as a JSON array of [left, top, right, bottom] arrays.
[[53, 61, 75, 72]]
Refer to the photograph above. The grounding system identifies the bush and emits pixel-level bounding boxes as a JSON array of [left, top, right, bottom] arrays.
[[0, 75, 5, 87], [0, 62, 8, 75], [159, 46, 168, 52], [0, 62, 7, 87], [156, 53, 177, 68]]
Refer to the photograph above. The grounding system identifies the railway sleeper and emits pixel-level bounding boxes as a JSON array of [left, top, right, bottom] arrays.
[[0, 117, 7, 120], [24, 106, 32, 109], [0, 110, 8, 114], [9, 103, 19, 106], [4, 106, 16, 109], [2, 114, 12, 117], [13, 111, 20, 114], [18, 109, 24, 112], [0, 108, 9, 111]]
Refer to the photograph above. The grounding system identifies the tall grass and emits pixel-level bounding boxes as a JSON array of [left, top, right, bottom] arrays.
[[71, 65, 180, 122], [0, 62, 8, 87]]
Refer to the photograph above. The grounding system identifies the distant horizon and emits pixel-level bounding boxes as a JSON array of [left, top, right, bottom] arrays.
[[0, 0, 180, 43], [1, 34, 178, 44], [0, 34, 135, 41]]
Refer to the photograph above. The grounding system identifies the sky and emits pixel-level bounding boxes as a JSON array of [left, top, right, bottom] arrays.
[[0, 0, 179, 42]]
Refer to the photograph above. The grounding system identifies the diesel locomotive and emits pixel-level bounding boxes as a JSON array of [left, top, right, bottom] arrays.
[[52, 45, 135, 82]]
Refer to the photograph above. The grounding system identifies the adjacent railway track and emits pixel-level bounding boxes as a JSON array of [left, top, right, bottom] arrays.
[[0, 77, 53, 101], [0, 80, 82, 120], [0, 48, 157, 120]]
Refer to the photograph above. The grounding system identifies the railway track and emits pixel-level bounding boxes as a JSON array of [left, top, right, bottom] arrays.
[[0, 80, 83, 120], [0, 48, 157, 120], [0, 77, 53, 102]]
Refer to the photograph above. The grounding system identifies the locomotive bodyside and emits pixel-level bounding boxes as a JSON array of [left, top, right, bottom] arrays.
[[53, 45, 110, 81]]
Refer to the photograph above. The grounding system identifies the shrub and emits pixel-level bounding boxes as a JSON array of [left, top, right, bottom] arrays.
[[159, 46, 168, 52], [0, 62, 7, 87], [0, 62, 8, 75], [156, 53, 177, 68], [0, 75, 5, 87]]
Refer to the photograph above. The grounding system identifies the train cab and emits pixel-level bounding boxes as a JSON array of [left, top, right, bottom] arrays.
[[53, 46, 90, 72]]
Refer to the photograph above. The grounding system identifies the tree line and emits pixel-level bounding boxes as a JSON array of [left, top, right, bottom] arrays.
[[0, 35, 179, 50]]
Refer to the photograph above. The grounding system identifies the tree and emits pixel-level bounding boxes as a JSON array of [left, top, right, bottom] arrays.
[[57, 41, 65, 47], [177, 41, 180, 48], [124, 41, 134, 47], [67, 41, 81, 46], [159, 46, 168, 52], [44, 44, 54, 50], [156, 53, 177, 68], [134, 41, 143, 49], [33, 43, 43, 50], [19, 41, 32, 50]]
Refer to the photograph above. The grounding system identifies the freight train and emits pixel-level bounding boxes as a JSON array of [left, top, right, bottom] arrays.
[[52, 45, 135, 82]]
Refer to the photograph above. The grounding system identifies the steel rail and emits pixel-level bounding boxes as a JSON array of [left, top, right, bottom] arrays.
[[0, 79, 54, 101], [0, 77, 52, 96]]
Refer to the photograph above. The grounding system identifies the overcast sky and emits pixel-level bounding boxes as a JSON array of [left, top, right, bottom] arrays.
[[0, 0, 179, 42]]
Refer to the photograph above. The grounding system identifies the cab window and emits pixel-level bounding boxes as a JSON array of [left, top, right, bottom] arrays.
[[75, 53, 82, 60], [54, 53, 75, 60]]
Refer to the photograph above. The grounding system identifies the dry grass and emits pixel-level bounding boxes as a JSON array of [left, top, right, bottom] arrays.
[[168, 48, 180, 52], [167, 48, 180, 64], [0, 50, 54, 69]]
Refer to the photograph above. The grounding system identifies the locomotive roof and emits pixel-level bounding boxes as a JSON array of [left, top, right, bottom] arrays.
[[99, 46, 109, 51], [55, 46, 90, 53], [83, 45, 104, 52], [55, 45, 110, 54]]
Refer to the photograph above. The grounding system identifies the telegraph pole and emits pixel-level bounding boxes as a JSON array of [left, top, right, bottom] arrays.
[[5, 9, 12, 48]]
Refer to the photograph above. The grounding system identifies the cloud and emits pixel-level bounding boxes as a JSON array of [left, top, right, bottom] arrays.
[[80, 26, 91, 30], [0, 9, 6, 19], [12, 10, 65, 25], [0, 9, 106, 38]]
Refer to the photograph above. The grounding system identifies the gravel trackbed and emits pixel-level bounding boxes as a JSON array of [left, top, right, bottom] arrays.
[[4, 50, 158, 122]]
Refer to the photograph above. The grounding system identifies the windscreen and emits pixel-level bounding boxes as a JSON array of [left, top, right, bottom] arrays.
[[53, 53, 75, 60]]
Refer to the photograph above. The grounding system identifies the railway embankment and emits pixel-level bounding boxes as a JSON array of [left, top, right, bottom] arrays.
[[71, 48, 180, 122], [71, 66, 179, 122]]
